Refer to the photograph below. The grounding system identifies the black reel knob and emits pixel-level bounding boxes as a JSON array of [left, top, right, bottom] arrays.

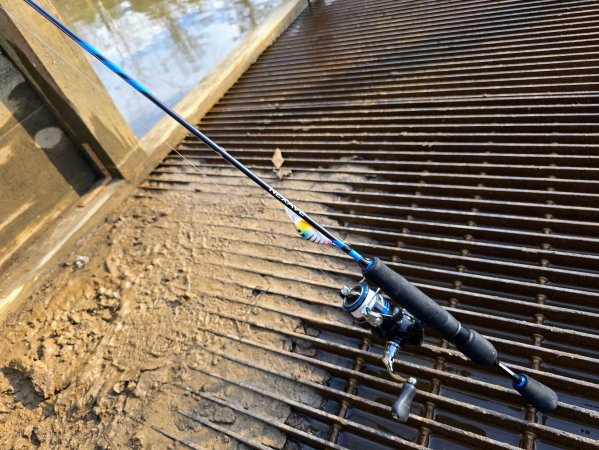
[[392, 377, 417, 422]]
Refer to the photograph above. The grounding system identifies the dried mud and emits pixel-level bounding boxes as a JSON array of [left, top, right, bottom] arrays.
[[0, 174, 358, 449]]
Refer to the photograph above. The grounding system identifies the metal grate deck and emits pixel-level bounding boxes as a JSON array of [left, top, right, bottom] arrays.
[[143, 0, 599, 448]]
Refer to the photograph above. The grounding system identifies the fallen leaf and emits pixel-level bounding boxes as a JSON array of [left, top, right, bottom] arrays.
[[271, 148, 284, 169]]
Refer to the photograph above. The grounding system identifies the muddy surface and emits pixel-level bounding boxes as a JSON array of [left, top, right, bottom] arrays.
[[0, 175, 354, 449]]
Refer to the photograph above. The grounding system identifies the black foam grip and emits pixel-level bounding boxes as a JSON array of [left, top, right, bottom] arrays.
[[363, 258, 497, 366], [514, 376, 559, 413], [363, 258, 456, 333], [454, 328, 498, 366]]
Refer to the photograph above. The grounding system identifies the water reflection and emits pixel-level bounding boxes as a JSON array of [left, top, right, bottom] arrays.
[[53, 0, 282, 136]]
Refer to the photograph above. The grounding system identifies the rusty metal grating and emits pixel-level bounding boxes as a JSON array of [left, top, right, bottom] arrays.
[[143, 0, 599, 448]]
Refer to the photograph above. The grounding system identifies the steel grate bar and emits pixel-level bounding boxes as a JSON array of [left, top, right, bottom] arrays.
[[170, 321, 599, 447]]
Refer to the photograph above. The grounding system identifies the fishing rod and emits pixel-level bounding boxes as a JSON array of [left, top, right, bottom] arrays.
[[21, 0, 558, 421]]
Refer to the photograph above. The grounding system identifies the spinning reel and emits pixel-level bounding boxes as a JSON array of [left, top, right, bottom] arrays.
[[340, 281, 423, 421]]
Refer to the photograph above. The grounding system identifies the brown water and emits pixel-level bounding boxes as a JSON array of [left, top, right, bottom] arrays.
[[53, 0, 282, 136]]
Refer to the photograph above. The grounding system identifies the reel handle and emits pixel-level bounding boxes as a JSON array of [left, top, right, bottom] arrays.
[[392, 377, 417, 422], [513, 374, 558, 413], [363, 258, 497, 366]]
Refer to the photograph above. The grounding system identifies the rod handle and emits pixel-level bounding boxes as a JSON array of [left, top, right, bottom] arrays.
[[513, 374, 558, 413], [363, 258, 497, 366], [453, 328, 497, 367]]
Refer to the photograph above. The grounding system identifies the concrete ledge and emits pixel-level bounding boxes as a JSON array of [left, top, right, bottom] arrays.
[[0, 179, 136, 319], [0, 0, 307, 319], [138, 0, 308, 181], [0, 0, 146, 181]]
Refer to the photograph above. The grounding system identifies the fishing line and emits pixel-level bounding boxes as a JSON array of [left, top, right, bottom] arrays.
[[0, 2, 264, 220], [20, 0, 368, 265], [0, 0, 347, 253], [0, 1, 339, 278], [0, 104, 44, 144]]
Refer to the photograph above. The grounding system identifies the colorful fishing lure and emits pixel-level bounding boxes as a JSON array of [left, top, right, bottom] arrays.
[[285, 208, 332, 245]]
